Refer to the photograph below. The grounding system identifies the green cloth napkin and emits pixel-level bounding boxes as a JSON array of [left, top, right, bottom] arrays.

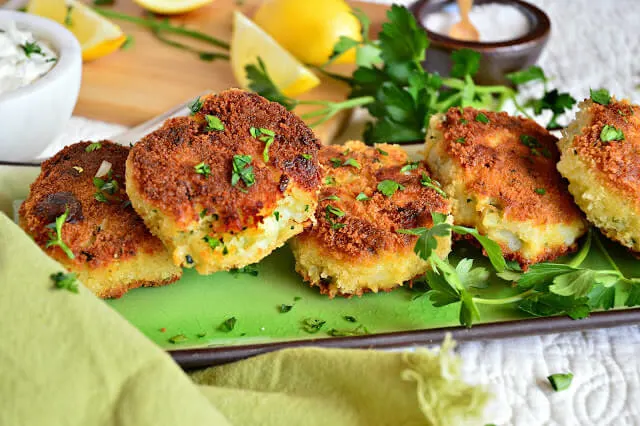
[[0, 212, 490, 426]]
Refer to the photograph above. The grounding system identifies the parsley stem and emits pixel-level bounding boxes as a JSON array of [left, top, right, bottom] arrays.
[[566, 229, 592, 268], [594, 232, 623, 276], [472, 288, 536, 305], [441, 78, 512, 94], [94, 8, 230, 50], [299, 96, 374, 128], [151, 28, 229, 61]]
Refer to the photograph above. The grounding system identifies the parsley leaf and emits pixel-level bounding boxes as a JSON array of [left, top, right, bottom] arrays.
[[245, 58, 297, 110], [325, 205, 346, 230], [534, 188, 546, 195], [356, 192, 370, 201], [205, 115, 224, 131], [189, 97, 203, 115], [600, 125, 624, 142], [278, 304, 293, 313], [451, 225, 507, 272], [377, 179, 404, 196], [194, 162, 211, 178], [548, 373, 573, 392], [420, 172, 447, 198], [506, 66, 546, 85], [400, 161, 419, 173], [328, 325, 369, 336], [20, 41, 44, 58], [203, 235, 221, 249], [169, 334, 188, 344], [231, 155, 255, 190], [590, 88, 611, 105], [50, 272, 78, 293], [45, 209, 75, 259], [450, 49, 480, 78], [250, 127, 276, 162], [302, 318, 326, 333], [397, 212, 451, 260], [329, 36, 360, 62], [230, 264, 259, 277], [343, 158, 361, 169], [218, 317, 237, 332], [85, 142, 102, 152], [475, 112, 490, 124]]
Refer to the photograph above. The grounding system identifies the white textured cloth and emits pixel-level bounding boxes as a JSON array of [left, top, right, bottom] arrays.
[[34, 1, 640, 425]]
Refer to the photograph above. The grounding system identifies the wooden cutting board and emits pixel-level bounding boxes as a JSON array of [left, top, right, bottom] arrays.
[[76, 0, 389, 143]]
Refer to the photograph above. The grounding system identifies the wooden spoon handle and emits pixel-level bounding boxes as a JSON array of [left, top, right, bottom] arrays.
[[458, 0, 474, 22]]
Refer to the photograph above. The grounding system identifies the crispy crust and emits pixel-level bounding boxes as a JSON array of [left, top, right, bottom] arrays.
[[127, 89, 322, 233], [296, 141, 450, 261], [566, 98, 640, 206], [437, 108, 583, 225], [19, 141, 181, 297], [20, 141, 167, 266]]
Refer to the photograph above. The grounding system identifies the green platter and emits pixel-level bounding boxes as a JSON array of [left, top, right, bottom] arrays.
[[3, 162, 640, 368]]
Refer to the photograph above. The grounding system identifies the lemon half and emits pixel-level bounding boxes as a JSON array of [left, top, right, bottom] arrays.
[[27, 0, 126, 62], [231, 11, 320, 98]]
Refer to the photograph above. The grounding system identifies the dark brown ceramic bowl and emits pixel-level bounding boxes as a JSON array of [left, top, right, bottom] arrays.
[[412, 0, 551, 86]]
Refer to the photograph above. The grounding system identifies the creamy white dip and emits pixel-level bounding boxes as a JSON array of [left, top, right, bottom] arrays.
[[424, 3, 530, 43], [0, 21, 57, 95]]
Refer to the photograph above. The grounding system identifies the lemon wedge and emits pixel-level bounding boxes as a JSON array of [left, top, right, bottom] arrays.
[[231, 11, 320, 98], [27, 0, 126, 61], [131, 0, 213, 15]]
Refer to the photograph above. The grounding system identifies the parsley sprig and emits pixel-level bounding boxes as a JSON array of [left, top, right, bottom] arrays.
[[250, 127, 276, 162], [245, 58, 374, 128], [50, 272, 78, 293], [231, 155, 255, 191], [46, 209, 75, 260]]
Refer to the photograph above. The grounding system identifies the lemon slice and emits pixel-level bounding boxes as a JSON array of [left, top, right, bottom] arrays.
[[27, 0, 126, 61], [231, 11, 320, 98], [132, 0, 213, 15]]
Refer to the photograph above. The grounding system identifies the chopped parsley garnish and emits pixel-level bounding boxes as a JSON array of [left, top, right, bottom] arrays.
[[302, 318, 326, 333], [475, 113, 490, 124], [356, 192, 370, 201], [321, 195, 340, 201], [203, 235, 221, 249], [330, 158, 342, 168], [600, 125, 624, 142], [400, 161, 419, 173], [344, 315, 357, 322], [590, 88, 611, 106], [534, 188, 546, 195], [168, 334, 188, 344], [230, 264, 259, 276], [20, 41, 44, 58], [50, 272, 78, 293], [325, 205, 346, 230], [250, 127, 276, 162], [325, 176, 336, 185], [328, 325, 369, 336], [421, 172, 447, 198], [377, 179, 404, 197], [205, 115, 224, 132], [45, 209, 75, 259], [194, 162, 211, 177], [199, 208, 208, 219], [218, 317, 237, 332], [188, 97, 203, 115], [278, 304, 293, 313], [64, 5, 74, 26], [455, 137, 466, 144], [520, 135, 551, 158], [231, 155, 255, 190], [85, 142, 102, 152], [376, 147, 388, 156], [547, 373, 573, 391], [301, 153, 312, 160], [459, 119, 468, 124], [93, 175, 119, 204], [274, 211, 280, 221], [343, 158, 361, 169]]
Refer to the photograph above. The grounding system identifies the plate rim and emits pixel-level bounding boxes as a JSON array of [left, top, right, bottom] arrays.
[[172, 308, 640, 369]]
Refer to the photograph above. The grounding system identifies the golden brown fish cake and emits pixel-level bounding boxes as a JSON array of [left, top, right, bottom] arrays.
[[557, 98, 640, 251], [19, 141, 182, 298], [126, 89, 322, 274], [425, 108, 587, 267], [289, 140, 452, 297]]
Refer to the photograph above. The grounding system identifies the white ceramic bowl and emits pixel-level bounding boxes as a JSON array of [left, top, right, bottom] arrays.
[[0, 11, 82, 163]]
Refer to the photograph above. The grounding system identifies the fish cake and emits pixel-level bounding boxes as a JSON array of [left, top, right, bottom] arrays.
[[557, 98, 640, 251], [289, 140, 452, 297], [425, 108, 588, 267], [19, 141, 182, 298], [126, 89, 322, 274]]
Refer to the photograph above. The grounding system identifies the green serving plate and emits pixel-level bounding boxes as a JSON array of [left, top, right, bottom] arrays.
[[3, 159, 640, 369]]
